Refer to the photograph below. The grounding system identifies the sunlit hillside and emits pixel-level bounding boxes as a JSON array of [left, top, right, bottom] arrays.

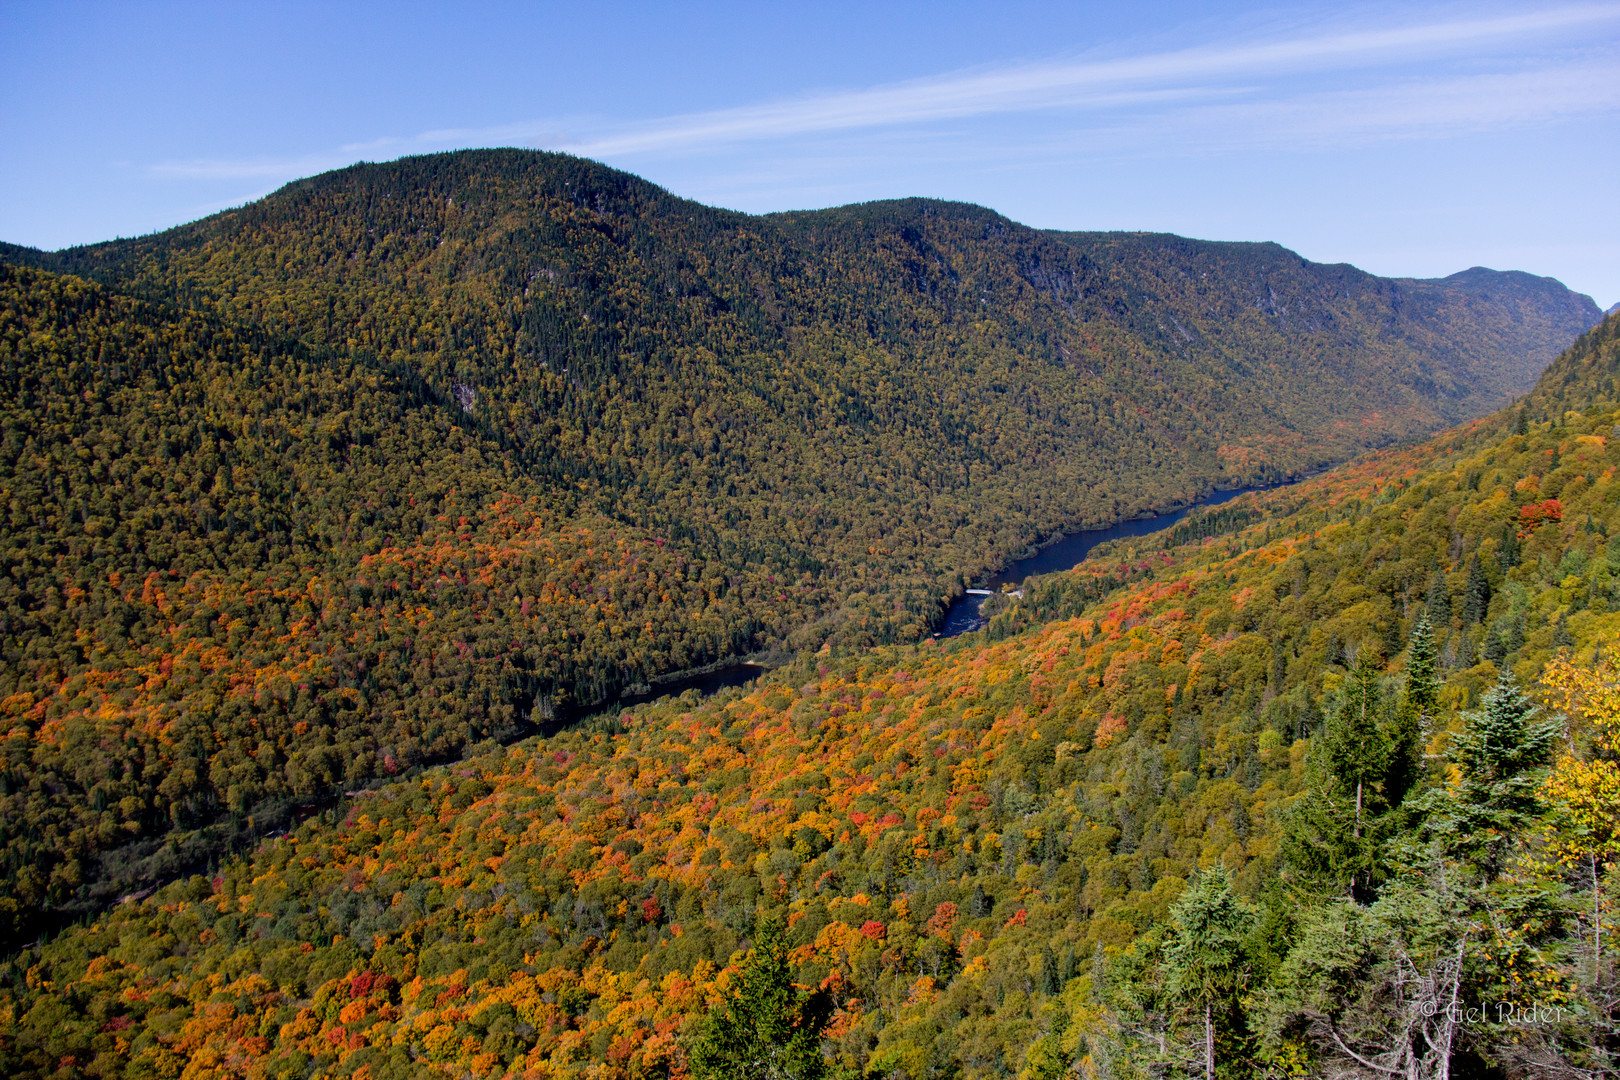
[[2, 154, 1599, 939], [2, 314, 1612, 1079]]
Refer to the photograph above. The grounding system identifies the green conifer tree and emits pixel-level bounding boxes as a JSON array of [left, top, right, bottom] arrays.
[[1443, 672, 1562, 881], [1499, 522, 1521, 569], [1507, 611, 1527, 654], [1328, 654, 1393, 871], [1041, 945, 1062, 995], [688, 917, 829, 1080], [1482, 621, 1509, 666], [1553, 613, 1575, 649], [1461, 554, 1491, 624], [1404, 612, 1440, 721], [1384, 615, 1436, 810], [1426, 568, 1451, 626], [1284, 653, 1395, 899], [970, 881, 991, 918], [1165, 867, 1258, 1080]]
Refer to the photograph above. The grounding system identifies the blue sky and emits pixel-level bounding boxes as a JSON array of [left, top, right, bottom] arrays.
[[3, 1, 1617, 307]]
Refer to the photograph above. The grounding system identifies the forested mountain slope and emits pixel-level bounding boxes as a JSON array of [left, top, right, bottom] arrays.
[[1044, 232, 1592, 416], [0, 262, 796, 933], [0, 152, 1600, 934], [2, 314, 1611, 1078], [2, 150, 1600, 591]]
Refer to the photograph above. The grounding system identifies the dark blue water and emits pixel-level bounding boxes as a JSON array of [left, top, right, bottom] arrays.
[[560, 483, 1297, 716], [627, 663, 766, 702], [535, 662, 768, 735], [937, 487, 1266, 637]]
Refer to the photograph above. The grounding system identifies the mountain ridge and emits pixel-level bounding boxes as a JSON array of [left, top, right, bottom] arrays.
[[0, 148, 1605, 954], [1, 151, 1599, 426], [0, 150, 1599, 581]]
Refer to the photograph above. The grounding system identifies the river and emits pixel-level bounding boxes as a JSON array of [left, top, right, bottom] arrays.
[[937, 485, 1284, 637], [574, 483, 1293, 713], [76, 482, 1290, 936]]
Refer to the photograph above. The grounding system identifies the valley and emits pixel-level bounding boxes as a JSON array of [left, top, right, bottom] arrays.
[[0, 150, 1614, 1079]]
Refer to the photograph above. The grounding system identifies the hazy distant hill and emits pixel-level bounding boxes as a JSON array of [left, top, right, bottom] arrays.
[[1042, 234, 1600, 413], [0, 150, 1603, 937]]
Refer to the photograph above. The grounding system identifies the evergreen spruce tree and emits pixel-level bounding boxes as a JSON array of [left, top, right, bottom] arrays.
[[1267, 878, 1472, 1078], [1284, 653, 1397, 899], [1482, 621, 1509, 665], [1499, 522, 1521, 569], [1165, 867, 1258, 1080], [688, 917, 829, 1080], [1457, 628, 1478, 668], [1404, 613, 1439, 720], [1091, 933, 1180, 1075], [1507, 611, 1527, 654], [1299, 693, 1323, 741], [1327, 654, 1392, 877], [1443, 672, 1562, 882], [1426, 568, 1451, 626], [969, 881, 991, 918], [1553, 612, 1575, 649], [1384, 615, 1437, 809], [1273, 679, 1568, 1076], [1461, 554, 1491, 624], [1285, 672, 1572, 1074], [1041, 945, 1063, 995]]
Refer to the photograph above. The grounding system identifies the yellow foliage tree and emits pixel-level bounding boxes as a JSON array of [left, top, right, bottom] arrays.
[[1543, 645, 1620, 985]]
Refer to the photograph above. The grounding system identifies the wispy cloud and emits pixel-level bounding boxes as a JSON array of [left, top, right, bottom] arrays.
[[148, 4, 1620, 183], [152, 155, 351, 181], [1055, 60, 1620, 156], [150, 121, 576, 180], [558, 5, 1620, 157]]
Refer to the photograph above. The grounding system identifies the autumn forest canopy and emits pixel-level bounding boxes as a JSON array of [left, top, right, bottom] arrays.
[[0, 149, 1614, 1079]]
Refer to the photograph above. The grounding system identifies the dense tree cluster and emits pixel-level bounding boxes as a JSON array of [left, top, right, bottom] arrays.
[[1, 152, 1596, 935], [0, 264, 803, 932], [0, 314, 1613, 1078]]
